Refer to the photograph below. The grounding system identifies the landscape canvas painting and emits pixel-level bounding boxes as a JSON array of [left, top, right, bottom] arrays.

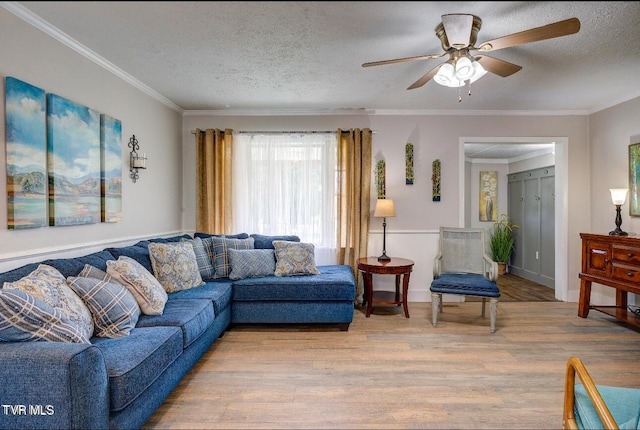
[[47, 93, 101, 226], [100, 114, 122, 222], [5, 77, 47, 229]]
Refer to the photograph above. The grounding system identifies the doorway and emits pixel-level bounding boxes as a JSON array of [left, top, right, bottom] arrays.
[[459, 136, 569, 302]]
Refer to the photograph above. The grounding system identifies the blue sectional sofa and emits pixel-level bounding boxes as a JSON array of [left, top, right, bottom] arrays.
[[0, 233, 356, 430]]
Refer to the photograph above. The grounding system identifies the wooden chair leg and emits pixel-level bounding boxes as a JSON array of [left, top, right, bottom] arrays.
[[481, 297, 486, 317], [490, 298, 498, 333], [431, 292, 441, 327]]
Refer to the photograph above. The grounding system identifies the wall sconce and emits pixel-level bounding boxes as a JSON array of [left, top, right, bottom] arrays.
[[128, 135, 146, 183], [609, 188, 628, 236], [373, 198, 396, 261]]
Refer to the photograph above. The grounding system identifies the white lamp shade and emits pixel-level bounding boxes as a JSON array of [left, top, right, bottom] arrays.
[[374, 199, 396, 218], [610, 188, 628, 205], [455, 56, 474, 80]]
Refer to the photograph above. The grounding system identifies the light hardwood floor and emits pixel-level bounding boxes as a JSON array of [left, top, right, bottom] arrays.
[[144, 302, 640, 429]]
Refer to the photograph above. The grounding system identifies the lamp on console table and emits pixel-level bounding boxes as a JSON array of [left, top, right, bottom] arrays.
[[374, 198, 396, 261], [609, 188, 629, 236]]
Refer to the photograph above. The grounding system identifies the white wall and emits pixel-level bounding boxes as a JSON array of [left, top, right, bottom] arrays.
[[0, 9, 183, 271]]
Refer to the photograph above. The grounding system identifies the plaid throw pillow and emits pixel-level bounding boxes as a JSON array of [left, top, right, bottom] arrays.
[[211, 237, 255, 279], [181, 237, 215, 280], [228, 249, 276, 280]]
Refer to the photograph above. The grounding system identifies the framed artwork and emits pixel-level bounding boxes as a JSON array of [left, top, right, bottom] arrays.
[[100, 114, 122, 222], [376, 159, 386, 198], [405, 143, 414, 185], [5, 77, 47, 229], [47, 93, 101, 226], [629, 142, 640, 216], [479, 171, 498, 221], [432, 159, 441, 202]]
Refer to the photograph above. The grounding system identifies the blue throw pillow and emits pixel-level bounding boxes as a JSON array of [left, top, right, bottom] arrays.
[[228, 249, 276, 280], [250, 234, 301, 249]]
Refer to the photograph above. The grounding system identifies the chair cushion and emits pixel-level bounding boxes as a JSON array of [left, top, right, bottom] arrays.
[[574, 384, 640, 429], [430, 273, 500, 298]]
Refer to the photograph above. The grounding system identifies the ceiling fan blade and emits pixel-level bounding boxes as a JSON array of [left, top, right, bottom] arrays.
[[442, 14, 474, 49], [475, 55, 522, 77], [407, 63, 443, 90], [362, 52, 444, 67], [474, 17, 580, 52]]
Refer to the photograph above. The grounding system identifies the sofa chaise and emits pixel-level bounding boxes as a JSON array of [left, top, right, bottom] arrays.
[[0, 233, 356, 430]]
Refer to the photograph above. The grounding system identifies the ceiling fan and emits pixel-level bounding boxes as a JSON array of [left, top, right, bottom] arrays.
[[362, 14, 580, 99]]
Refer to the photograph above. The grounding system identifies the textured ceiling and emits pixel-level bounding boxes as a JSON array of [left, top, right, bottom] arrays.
[[8, 1, 640, 114]]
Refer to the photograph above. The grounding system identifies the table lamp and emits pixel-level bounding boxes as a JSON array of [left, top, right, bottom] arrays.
[[374, 198, 396, 261], [609, 188, 629, 236]]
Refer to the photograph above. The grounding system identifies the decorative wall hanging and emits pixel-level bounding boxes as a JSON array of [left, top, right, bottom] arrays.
[[629, 142, 640, 216], [5, 77, 47, 229], [47, 93, 101, 226], [405, 143, 414, 185], [432, 159, 441, 201], [479, 170, 498, 221], [376, 159, 386, 198], [100, 114, 122, 222]]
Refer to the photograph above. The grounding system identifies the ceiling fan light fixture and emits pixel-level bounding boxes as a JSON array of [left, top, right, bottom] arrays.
[[434, 62, 464, 88], [468, 61, 487, 84], [455, 56, 474, 80]]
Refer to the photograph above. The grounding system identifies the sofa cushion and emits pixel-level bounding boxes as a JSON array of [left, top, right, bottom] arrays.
[[91, 326, 183, 412], [194, 232, 249, 240], [181, 237, 215, 280], [251, 234, 300, 249], [107, 244, 153, 273], [273, 240, 320, 276], [0, 289, 90, 343], [210, 237, 255, 279], [169, 279, 233, 317], [228, 249, 276, 280], [148, 234, 193, 243], [233, 265, 355, 301], [136, 299, 214, 348], [67, 273, 141, 338], [148, 241, 204, 293], [42, 250, 115, 277], [107, 257, 168, 315], [3, 264, 94, 340]]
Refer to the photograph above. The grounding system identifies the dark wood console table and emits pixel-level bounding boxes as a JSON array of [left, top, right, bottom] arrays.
[[357, 257, 414, 318], [579, 233, 640, 327]]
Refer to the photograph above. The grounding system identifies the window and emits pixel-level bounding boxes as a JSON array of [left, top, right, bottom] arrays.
[[232, 132, 338, 264]]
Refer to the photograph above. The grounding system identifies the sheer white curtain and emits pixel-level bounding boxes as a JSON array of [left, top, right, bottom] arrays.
[[232, 133, 338, 265]]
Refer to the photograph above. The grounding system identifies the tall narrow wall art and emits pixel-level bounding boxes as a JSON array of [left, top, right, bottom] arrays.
[[5, 77, 47, 229], [405, 143, 414, 185], [376, 159, 386, 198], [47, 94, 101, 226], [432, 159, 441, 201], [479, 170, 498, 221]]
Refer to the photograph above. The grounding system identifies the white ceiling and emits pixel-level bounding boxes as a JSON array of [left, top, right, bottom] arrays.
[[7, 1, 640, 115]]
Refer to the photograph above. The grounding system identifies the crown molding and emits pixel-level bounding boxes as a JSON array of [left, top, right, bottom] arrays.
[[1, 1, 184, 114]]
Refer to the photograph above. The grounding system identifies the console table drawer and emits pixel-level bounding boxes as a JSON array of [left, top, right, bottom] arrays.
[[612, 264, 640, 283], [612, 245, 640, 266]]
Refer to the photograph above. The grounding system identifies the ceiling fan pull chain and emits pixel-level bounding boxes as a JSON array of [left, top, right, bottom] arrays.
[[468, 80, 472, 97], [458, 85, 462, 102]]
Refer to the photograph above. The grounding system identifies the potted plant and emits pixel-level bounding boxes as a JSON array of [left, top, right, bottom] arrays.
[[489, 214, 519, 275]]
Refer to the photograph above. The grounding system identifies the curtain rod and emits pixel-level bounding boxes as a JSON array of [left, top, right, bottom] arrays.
[[190, 129, 376, 134]]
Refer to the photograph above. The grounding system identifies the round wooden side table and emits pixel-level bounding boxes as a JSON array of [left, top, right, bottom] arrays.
[[356, 257, 414, 318]]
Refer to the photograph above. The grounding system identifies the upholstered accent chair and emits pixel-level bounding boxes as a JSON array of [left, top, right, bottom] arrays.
[[430, 227, 500, 332], [563, 356, 640, 429]]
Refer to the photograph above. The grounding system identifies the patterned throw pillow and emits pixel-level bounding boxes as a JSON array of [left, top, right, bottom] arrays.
[[106, 256, 168, 315], [180, 237, 215, 280], [3, 264, 94, 340], [149, 241, 205, 293], [228, 249, 276, 280], [210, 237, 255, 279], [273, 241, 320, 276], [68, 265, 141, 338], [0, 289, 90, 343]]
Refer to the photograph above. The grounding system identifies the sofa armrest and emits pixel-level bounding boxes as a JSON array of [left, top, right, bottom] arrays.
[[0, 342, 110, 430]]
